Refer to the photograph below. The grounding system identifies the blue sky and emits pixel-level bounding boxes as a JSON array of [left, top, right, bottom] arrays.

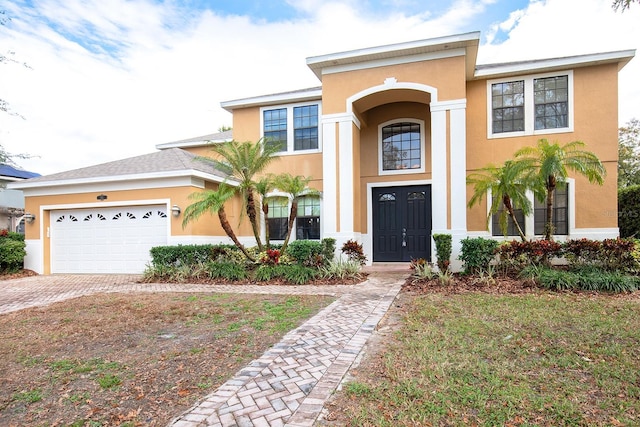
[[0, 0, 638, 175]]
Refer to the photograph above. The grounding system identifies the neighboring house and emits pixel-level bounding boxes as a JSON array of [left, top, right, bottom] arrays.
[[10, 32, 635, 274], [0, 163, 40, 233]]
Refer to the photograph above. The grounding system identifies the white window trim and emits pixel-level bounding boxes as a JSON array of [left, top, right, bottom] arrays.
[[487, 178, 575, 238], [486, 70, 574, 139], [378, 118, 426, 176], [260, 101, 323, 155]]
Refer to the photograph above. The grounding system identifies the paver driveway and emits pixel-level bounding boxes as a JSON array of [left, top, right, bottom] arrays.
[[0, 269, 408, 426]]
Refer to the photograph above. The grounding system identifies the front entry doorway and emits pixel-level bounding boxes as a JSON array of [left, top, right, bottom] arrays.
[[372, 185, 432, 262]]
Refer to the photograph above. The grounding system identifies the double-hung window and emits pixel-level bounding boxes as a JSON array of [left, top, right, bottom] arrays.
[[491, 197, 525, 237], [267, 197, 289, 241], [488, 71, 572, 138], [534, 183, 569, 236], [296, 196, 320, 240], [262, 103, 320, 154]]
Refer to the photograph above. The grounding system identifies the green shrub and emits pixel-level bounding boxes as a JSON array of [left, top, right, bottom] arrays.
[[619, 185, 640, 238], [432, 234, 452, 272], [319, 259, 362, 280], [535, 268, 580, 291], [562, 238, 639, 272], [0, 238, 26, 272], [341, 239, 367, 266], [321, 238, 336, 263], [522, 265, 640, 293], [459, 237, 498, 274], [287, 240, 324, 266], [254, 264, 287, 281], [282, 264, 317, 285], [205, 261, 247, 281], [497, 240, 562, 270], [149, 244, 244, 268]]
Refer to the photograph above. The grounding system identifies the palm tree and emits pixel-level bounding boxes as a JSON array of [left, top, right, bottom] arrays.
[[467, 160, 538, 241], [255, 175, 276, 249], [515, 139, 606, 240], [275, 173, 321, 253], [208, 139, 281, 252], [182, 183, 255, 261]]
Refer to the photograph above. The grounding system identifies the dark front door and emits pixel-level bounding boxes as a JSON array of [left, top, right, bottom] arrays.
[[372, 185, 432, 262]]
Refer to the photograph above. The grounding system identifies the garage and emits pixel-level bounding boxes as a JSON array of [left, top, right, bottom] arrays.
[[50, 205, 168, 274]]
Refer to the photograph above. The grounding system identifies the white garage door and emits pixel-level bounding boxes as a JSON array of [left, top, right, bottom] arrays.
[[51, 205, 168, 274]]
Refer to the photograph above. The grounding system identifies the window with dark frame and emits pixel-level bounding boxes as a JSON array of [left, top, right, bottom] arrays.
[[267, 198, 289, 241], [296, 196, 320, 240], [381, 122, 421, 171], [491, 199, 525, 237], [534, 183, 569, 235], [534, 75, 568, 130], [491, 80, 525, 134], [293, 105, 318, 151], [263, 108, 287, 152]]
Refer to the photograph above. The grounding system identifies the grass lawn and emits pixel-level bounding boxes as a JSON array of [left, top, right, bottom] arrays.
[[0, 292, 334, 426], [325, 290, 640, 426]]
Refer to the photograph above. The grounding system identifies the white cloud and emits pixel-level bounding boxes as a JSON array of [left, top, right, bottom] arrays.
[[0, 0, 638, 176]]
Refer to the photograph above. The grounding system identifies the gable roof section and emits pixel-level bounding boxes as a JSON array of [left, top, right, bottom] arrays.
[[10, 148, 231, 191], [475, 49, 636, 79], [306, 31, 481, 81], [156, 130, 233, 150]]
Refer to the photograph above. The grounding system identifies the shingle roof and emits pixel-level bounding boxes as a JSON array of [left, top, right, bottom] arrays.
[[19, 148, 229, 184]]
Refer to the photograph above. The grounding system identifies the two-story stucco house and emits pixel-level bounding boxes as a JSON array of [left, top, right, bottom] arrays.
[[11, 32, 635, 274]]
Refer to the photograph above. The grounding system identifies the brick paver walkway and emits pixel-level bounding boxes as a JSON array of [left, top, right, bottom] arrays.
[[0, 268, 408, 426]]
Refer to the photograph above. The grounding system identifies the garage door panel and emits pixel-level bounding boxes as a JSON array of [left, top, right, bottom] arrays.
[[51, 205, 168, 274]]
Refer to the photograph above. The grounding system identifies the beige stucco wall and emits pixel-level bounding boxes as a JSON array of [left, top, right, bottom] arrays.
[[321, 55, 467, 114], [465, 63, 620, 233]]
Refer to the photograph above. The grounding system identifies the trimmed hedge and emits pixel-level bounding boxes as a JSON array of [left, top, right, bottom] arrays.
[[459, 237, 499, 274], [149, 244, 239, 267], [619, 185, 640, 238]]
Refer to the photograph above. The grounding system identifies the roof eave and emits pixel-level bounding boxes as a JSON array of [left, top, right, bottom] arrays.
[[8, 170, 238, 191], [221, 88, 323, 112], [155, 137, 232, 150], [474, 49, 636, 79], [306, 31, 481, 81]]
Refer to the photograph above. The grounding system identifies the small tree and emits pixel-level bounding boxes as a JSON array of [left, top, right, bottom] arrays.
[[207, 139, 281, 251], [515, 139, 606, 241], [182, 183, 255, 262], [274, 173, 320, 254], [467, 160, 538, 241]]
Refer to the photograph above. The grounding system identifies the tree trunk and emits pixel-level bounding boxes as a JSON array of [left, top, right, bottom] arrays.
[[545, 175, 556, 241], [246, 189, 263, 251], [218, 207, 255, 262], [262, 202, 270, 249], [281, 199, 298, 254], [503, 195, 527, 242]]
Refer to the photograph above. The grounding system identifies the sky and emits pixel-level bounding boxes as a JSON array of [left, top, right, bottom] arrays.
[[0, 0, 638, 176]]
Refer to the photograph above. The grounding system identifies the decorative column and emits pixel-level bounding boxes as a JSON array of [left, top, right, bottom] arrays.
[[321, 113, 361, 253], [430, 99, 468, 271]]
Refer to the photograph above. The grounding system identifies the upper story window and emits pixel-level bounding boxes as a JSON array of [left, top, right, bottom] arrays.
[[263, 108, 287, 152], [378, 119, 425, 175], [488, 71, 573, 138], [491, 81, 524, 134], [534, 76, 568, 130], [262, 103, 321, 154]]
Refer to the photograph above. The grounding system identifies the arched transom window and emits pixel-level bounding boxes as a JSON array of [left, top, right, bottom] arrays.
[[379, 120, 425, 175]]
